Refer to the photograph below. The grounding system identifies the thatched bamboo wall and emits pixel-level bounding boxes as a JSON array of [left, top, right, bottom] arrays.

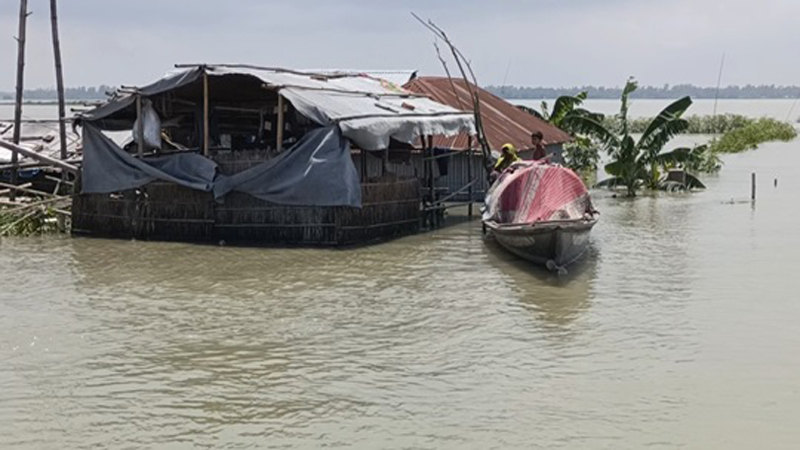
[[72, 149, 421, 246]]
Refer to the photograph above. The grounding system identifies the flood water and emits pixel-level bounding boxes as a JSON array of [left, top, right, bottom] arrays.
[[2, 108, 800, 449]]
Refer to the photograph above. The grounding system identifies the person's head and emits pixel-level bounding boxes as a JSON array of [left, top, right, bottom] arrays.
[[531, 131, 544, 145], [501, 143, 516, 155]]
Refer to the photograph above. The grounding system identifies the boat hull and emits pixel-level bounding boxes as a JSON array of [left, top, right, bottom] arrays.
[[485, 218, 597, 269]]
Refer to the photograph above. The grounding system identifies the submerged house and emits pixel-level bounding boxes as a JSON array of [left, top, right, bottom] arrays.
[[72, 64, 474, 245], [402, 77, 572, 202]]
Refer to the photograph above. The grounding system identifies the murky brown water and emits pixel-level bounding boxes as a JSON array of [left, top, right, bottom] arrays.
[[2, 137, 800, 449]]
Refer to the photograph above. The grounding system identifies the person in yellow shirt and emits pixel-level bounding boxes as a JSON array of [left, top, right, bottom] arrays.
[[493, 143, 520, 173]]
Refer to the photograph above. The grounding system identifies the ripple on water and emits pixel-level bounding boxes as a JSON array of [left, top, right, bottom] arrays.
[[3, 140, 800, 448]]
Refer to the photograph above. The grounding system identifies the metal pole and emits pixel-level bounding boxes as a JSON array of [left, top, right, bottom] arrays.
[[11, 0, 30, 201]]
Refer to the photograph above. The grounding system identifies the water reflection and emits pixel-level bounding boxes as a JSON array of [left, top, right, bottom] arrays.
[[482, 236, 597, 333]]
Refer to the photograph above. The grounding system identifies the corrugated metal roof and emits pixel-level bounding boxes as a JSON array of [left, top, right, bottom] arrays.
[[404, 77, 571, 150]]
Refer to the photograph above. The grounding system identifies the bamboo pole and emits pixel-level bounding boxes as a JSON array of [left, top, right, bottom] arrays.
[[49, 0, 68, 231], [427, 135, 437, 228], [203, 69, 210, 156], [276, 94, 284, 152], [751, 172, 756, 201], [49, 0, 67, 162], [0, 181, 58, 198], [11, 0, 30, 201], [467, 136, 473, 217], [136, 94, 144, 157], [0, 139, 79, 174]]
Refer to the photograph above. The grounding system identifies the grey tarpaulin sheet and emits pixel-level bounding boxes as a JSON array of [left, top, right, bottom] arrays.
[[81, 124, 361, 207]]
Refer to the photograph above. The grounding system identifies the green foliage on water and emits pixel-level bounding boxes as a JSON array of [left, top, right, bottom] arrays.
[[0, 207, 63, 237], [527, 92, 607, 175], [602, 113, 755, 134], [708, 118, 798, 154], [590, 78, 709, 196]]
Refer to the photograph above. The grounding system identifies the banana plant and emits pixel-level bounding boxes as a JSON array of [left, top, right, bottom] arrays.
[[593, 78, 703, 196]]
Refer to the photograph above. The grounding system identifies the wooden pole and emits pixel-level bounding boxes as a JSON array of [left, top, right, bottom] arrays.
[[11, 0, 30, 201], [203, 69, 210, 156], [135, 94, 144, 157], [276, 94, 284, 152], [427, 135, 437, 228], [751, 172, 756, 201], [360, 150, 366, 182], [49, 0, 67, 162], [49, 0, 68, 231], [467, 136, 473, 218]]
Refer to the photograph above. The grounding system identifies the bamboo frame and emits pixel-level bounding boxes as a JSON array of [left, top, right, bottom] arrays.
[[0, 139, 78, 174], [136, 94, 144, 157], [203, 69, 210, 156], [276, 94, 284, 152], [49, 0, 67, 162], [467, 135, 474, 217], [11, 0, 29, 201]]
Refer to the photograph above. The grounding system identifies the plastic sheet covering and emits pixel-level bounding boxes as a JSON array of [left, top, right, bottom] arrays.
[[81, 124, 361, 207], [212, 126, 361, 206], [482, 162, 593, 224], [132, 98, 162, 150]]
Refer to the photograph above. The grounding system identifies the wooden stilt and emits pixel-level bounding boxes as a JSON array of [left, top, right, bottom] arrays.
[[49, 0, 67, 163], [467, 135, 474, 218], [427, 135, 437, 228], [50, 0, 68, 231], [11, 0, 30, 202]]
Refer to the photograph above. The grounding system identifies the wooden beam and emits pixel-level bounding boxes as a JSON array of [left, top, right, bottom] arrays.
[[0, 139, 78, 174], [0, 181, 58, 198], [11, 0, 30, 201], [203, 69, 210, 156], [276, 94, 284, 152]]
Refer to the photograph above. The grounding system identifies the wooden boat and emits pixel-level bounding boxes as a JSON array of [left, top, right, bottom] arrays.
[[482, 161, 598, 273]]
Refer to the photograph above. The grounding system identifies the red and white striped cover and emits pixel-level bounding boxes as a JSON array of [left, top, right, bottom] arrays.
[[484, 162, 593, 224]]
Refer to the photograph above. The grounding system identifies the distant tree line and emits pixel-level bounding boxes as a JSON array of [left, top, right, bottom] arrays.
[[0, 85, 115, 101], [5, 83, 800, 101], [486, 84, 800, 99]]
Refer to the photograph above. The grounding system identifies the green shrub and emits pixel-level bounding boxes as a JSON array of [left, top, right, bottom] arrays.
[[708, 118, 798, 153]]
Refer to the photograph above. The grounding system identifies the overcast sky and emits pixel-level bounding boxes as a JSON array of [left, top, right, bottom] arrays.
[[1, 0, 799, 90]]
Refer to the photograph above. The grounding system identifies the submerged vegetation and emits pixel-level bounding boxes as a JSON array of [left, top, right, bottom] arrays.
[[0, 206, 65, 237], [519, 77, 798, 196], [603, 113, 754, 135], [708, 118, 797, 154]]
